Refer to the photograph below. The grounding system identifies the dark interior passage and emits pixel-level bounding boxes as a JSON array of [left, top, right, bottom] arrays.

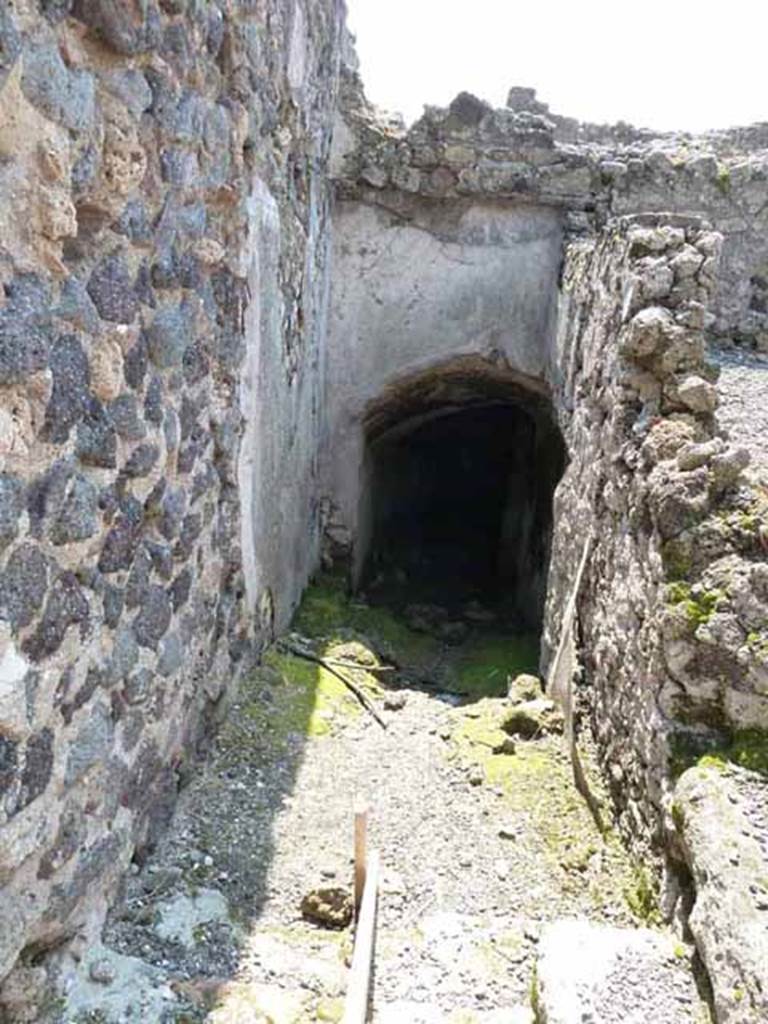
[[362, 400, 565, 631]]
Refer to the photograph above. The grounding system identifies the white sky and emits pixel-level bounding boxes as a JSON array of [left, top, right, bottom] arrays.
[[345, 1, 768, 133]]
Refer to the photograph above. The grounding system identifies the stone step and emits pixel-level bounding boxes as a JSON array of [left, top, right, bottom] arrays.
[[374, 1002, 533, 1024], [535, 919, 705, 1024]]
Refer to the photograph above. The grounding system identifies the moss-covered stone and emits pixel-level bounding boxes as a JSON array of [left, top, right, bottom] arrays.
[[446, 703, 640, 916], [454, 633, 539, 698], [623, 864, 661, 925], [664, 581, 726, 630], [292, 574, 436, 667], [668, 727, 768, 779], [502, 699, 564, 739]]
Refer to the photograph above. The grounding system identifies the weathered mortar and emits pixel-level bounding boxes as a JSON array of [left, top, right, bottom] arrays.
[[0, 0, 343, 993], [543, 212, 766, 847]]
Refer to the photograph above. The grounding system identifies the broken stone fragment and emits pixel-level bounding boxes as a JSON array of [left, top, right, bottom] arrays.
[[383, 690, 407, 711], [670, 245, 704, 280], [635, 256, 674, 304], [641, 418, 697, 466], [620, 306, 677, 359], [360, 165, 387, 189], [709, 446, 750, 494], [447, 91, 492, 127], [88, 958, 116, 985], [599, 160, 627, 182], [404, 603, 447, 633], [677, 374, 718, 414], [502, 698, 563, 739], [627, 224, 686, 255], [492, 734, 517, 755], [0, 473, 24, 551], [87, 254, 139, 325], [463, 600, 496, 623], [507, 673, 543, 704], [676, 437, 724, 471], [438, 620, 467, 645], [300, 887, 353, 929], [648, 465, 710, 540], [0, 545, 48, 629], [674, 765, 768, 1023], [72, 0, 162, 55]]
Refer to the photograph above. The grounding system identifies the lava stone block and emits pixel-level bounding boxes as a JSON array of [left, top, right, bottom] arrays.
[[0, 473, 24, 550], [87, 254, 139, 324]]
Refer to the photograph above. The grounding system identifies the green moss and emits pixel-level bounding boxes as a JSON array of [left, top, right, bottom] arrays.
[[447, 706, 639, 913], [716, 165, 731, 195], [624, 863, 661, 925], [263, 649, 383, 739], [292, 574, 437, 666], [669, 728, 768, 780], [454, 633, 539, 698], [671, 799, 685, 831], [746, 631, 768, 658], [689, 589, 725, 627], [216, 639, 386, 767], [666, 584, 726, 629], [316, 997, 344, 1022], [728, 729, 768, 775], [666, 581, 692, 605]]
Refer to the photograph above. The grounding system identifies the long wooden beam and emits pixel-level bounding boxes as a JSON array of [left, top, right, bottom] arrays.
[[343, 849, 380, 1024], [354, 800, 368, 917]]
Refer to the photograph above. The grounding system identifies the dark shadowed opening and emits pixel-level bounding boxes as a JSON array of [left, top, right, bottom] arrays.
[[358, 359, 566, 632]]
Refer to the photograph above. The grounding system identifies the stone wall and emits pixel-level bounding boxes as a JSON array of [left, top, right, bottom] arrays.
[[543, 212, 766, 854], [0, 0, 343, 993], [333, 71, 768, 353]]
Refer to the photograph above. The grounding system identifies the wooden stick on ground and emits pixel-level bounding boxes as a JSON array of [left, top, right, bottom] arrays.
[[343, 848, 380, 1024], [323, 658, 395, 674], [354, 799, 368, 917], [278, 641, 388, 730]]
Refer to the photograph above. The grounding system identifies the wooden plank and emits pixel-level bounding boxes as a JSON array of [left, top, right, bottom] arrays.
[[343, 848, 380, 1024], [354, 800, 368, 916], [546, 531, 593, 743]]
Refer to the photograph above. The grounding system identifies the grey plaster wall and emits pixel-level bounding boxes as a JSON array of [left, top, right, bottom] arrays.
[[322, 194, 563, 566]]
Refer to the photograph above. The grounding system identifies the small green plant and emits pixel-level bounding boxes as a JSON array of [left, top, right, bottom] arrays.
[[745, 631, 768, 658], [624, 863, 661, 924], [716, 165, 731, 195], [666, 584, 726, 630]]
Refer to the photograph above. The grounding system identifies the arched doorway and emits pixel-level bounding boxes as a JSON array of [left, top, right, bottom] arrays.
[[356, 357, 565, 634]]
